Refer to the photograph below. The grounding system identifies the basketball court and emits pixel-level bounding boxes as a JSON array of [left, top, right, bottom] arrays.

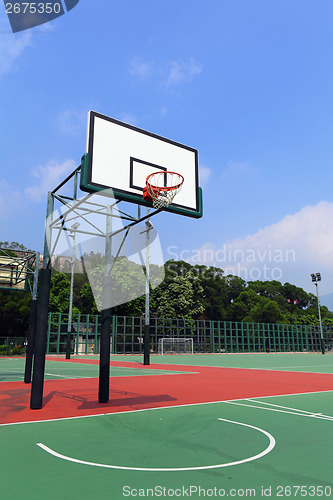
[[1, 353, 333, 499]]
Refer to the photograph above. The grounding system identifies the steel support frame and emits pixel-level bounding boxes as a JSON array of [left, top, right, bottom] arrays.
[[30, 164, 160, 408]]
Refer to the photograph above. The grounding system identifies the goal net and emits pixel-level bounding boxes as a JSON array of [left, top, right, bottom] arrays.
[[158, 337, 193, 355]]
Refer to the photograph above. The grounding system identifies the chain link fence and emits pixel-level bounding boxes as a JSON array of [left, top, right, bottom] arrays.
[[45, 313, 333, 356]]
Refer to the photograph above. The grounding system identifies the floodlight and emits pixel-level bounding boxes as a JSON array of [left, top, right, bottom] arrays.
[[145, 219, 153, 229]]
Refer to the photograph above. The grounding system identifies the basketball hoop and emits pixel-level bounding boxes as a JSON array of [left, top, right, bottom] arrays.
[[144, 171, 184, 209]]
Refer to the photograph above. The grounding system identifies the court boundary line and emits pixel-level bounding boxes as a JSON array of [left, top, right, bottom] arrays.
[[1, 388, 333, 427], [224, 400, 333, 422]]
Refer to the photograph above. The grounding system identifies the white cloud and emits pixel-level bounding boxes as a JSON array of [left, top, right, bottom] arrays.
[[0, 20, 32, 79], [164, 58, 203, 87], [0, 180, 24, 219], [25, 159, 76, 202], [222, 160, 257, 178], [56, 109, 87, 135], [199, 164, 212, 186], [117, 112, 138, 126], [36, 22, 56, 33], [129, 56, 202, 87], [129, 57, 153, 78], [192, 201, 333, 294]]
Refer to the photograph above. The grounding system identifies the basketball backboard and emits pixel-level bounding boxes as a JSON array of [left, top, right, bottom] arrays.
[[80, 111, 202, 218], [0, 255, 27, 291]]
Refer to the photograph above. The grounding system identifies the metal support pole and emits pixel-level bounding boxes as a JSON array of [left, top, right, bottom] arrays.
[[144, 209, 151, 365], [66, 230, 76, 359], [24, 251, 40, 384], [65, 176, 78, 359], [30, 193, 53, 409], [315, 283, 325, 355], [99, 205, 112, 403]]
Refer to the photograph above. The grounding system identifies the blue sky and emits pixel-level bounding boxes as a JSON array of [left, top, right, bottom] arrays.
[[1, 0, 333, 301]]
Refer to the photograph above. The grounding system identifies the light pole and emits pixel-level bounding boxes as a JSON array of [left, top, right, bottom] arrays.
[[66, 222, 80, 359], [310, 273, 325, 355], [140, 212, 153, 365]]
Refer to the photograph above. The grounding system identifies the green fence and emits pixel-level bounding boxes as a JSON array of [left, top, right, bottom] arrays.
[[0, 337, 27, 356], [46, 313, 333, 355]]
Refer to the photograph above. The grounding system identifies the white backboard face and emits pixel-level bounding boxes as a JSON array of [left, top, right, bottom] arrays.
[[80, 111, 202, 218]]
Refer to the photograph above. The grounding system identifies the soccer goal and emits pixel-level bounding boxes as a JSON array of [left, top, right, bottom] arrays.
[[158, 337, 194, 355]]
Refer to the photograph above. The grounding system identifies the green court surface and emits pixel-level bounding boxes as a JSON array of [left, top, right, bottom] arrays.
[[1, 353, 333, 499], [0, 358, 189, 383], [1, 392, 333, 500], [107, 352, 333, 373]]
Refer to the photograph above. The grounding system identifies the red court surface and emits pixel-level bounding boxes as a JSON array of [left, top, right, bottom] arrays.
[[2, 358, 333, 425]]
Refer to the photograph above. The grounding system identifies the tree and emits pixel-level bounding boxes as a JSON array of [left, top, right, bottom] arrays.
[[245, 299, 287, 324], [196, 266, 229, 320], [0, 241, 33, 252], [0, 242, 36, 337], [153, 271, 204, 319], [78, 282, 98, 314], [0, 290, 31, 336], [49, 273, 71, 313], [85, 256, 164, 317]]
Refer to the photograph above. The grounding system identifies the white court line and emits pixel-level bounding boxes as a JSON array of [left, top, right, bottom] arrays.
[[0, 368, 25, 371], [1, 388, 333, 427], [247, 398, 333, 420], [45, 373, 88, 379], [212, 364, 333, 372], [248, 399, 327, 415], [224, 401, 333, 421], [45, 369, 194, 378], [36, 418, 275, 472], [259, 365, 333, 370]]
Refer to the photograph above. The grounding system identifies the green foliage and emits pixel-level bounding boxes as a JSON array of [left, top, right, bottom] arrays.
[[0, 343, 25, 356], [0, 345, 7, 355], [0, 290, 31, 336], [87, 257, 146, 311], [153, 268, 204, 319], [0, 241, 34, 252], [79, 282, 98, 314], [49, 273, 71, 313]]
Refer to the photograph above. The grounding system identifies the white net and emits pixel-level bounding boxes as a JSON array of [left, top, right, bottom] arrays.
[[146, 172, 184, 209], [158, 338, 194, 355]]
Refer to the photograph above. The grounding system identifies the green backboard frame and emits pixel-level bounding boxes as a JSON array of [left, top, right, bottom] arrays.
[[79, 112, 203, 219]]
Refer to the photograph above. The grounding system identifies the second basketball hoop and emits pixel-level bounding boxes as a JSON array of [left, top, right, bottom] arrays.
[[143, 171, 184, 209]]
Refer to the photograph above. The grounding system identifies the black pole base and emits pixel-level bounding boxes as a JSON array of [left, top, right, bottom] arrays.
[[24, 299, 37, 384], [99, 306, 111, 403], [30, 268, 51, 409], [321, 338, 325, 355], [65, 331, 71, 360], [143, 324, 150, 365]]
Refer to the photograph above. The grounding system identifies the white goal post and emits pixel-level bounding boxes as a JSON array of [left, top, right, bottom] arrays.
[[158, 337, 194, 355]]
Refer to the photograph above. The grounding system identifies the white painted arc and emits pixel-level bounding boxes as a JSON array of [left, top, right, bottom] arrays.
[[37, 418, 276, 472]]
